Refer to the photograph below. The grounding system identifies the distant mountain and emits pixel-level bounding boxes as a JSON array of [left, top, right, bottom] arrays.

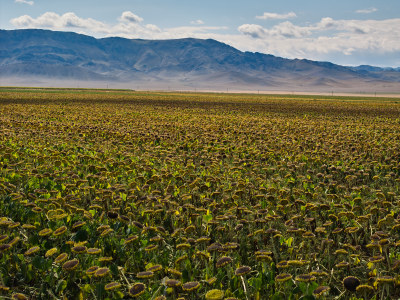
[[1, 29, 400, 92], [351, 65, 400, 72]]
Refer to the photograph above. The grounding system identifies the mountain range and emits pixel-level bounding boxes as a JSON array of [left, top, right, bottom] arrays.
[[1, 29, 400, 93]]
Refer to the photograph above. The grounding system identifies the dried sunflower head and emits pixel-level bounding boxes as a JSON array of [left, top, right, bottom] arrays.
[[276, 261, 289, 269], [369, 256, 384, 263], [144, 244, 158, 252], [343, 276, 360, 292], [165, 279, 181, 288], [124, 235, 138, 245], [0, 235, 8, 243], [95, 267, 110, 277], [98, 257, 113, 263], [86, 266, 99, 275], [0, 285, 10, 292], [310, 270, 328, 277], [105, 282, 121, 291], [205, 289, 224, 300], [129, 283, 146, 297], [71, 245, 87, 254], [313, 286, 330, 298], [182, 281, 200, 292], [335, 261, 349, 268], [54, 253, 68, 264], [72, 221, 86, 230], [275, 273, 292, 283], [206, 277, 217, 285], [12, 293, 28, 300], [295, 274, 316, 282], [53, 226, 67, 236], [87, 248, 101, 255], [38, 228, 53, 237], [235, 266, 251, 276], [356, 284, 374, 294], [216, 256, 233, 268], [45, 248, 58, 258], [375, 276, 394, 284], [146, 264, 162, 273], [62, 259, 79, 271], [0, 244, 12, 252], [137, 271, 154, 279], [25, 246, 40, 256], [167, 268, 182, 277]]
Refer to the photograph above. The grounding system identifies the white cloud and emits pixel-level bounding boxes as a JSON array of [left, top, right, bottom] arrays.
[[119, 11, 143, 24], [15, 0, 34, 5], [256, 12, 296, 20], [356, 7, 378, 14], [10, 11, 160, 36], [11, 12, 109, 32], [270, 21, 311, 38], [145, 24, 161, 32], [190, 20, 204, 25], [9, 11, 227, 40], [235, 18, 400, 61], [238, 24, 266, 38], [239, 21, 310, 39]]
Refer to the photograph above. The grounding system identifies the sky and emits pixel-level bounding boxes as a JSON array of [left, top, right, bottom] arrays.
[[1, 0, 400, 67]]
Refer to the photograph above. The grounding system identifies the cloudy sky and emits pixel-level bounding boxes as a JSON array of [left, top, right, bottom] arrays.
[[2, 0, 400, 67]]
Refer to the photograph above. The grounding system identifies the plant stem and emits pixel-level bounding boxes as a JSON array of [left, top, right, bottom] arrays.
[[240, 275, 249, 300]]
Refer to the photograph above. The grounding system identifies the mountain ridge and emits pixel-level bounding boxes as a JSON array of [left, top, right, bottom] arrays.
[[1, 29, 399, 92]]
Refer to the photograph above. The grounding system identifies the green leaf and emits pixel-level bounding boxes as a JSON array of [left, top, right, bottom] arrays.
[[202, 214, 213, 223], [271, 293, 284, 300], [308, 282, 319, 294], [251, 277, 262, 291], [56, 280, 67, 294], [32, 256, 46, 270], [298, 282, 308, 294], [72, 229, 89, 242], [96, 283, 105, 299]]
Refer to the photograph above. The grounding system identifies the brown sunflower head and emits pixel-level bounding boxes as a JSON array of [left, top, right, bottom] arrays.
[[182, 281, 201, 292], [72, 245, 87, 254], [235, 266, 251, 276], [105, 282, 121, 291], [343, 276, 360, 292], [12, 293, 28, 300], [95, 267, 110, 277], [275, 273, 292, 283], [86, 266, 99, 275], [313, 286, 330, 298], [129, 283, 146, 297], [165, 279, 181, 288], [295, 274, 316, 282], [216, 256, 233, 268], [62, 259, 79, 271], [136, 271, 154, 279], [146, 264, 163, 273], [107, 211, 119, 219], [356, 284, 374, 294]]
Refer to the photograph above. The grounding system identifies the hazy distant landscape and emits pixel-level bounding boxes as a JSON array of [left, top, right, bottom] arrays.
[[1, 29, 400, 94]]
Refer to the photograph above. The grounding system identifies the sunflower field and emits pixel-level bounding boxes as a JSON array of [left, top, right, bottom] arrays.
[[0, 88, 400, 299]]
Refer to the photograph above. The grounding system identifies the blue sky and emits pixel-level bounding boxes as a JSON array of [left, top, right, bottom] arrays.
[[1, 0, 400, 67]]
